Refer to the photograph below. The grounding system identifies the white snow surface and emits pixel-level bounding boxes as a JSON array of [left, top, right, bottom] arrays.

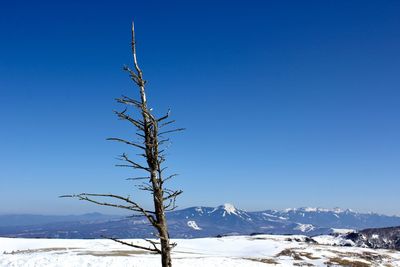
[[294, 223, 315, 232], [284, 207, 352, 213], [187, 220, 202, 230], [0, 235, 399, 266], [222, 203, 237, 214], [331, 228, 355, 234], [210, 203, 241, 217]]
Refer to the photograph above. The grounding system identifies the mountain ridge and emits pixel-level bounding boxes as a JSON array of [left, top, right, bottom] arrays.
[[2, 204, 399, 220], [1, 204, 400, 239]]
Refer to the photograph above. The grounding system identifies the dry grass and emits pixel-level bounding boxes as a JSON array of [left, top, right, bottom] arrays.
[[298, 252, 321, 260], [247, 258, 279, 265], [325, 257, 371, 267], [276, 248, 321, 261], [3, 247, 151, 257], [77, 250, 151, 256], [293, 262, 315, 266], [319, 249, 392, 266], [276, 248, 303, 260], [4, 247, 79, 255]]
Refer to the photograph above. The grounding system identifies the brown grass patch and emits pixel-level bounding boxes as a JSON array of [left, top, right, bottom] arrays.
[[325, 257, 371, 267], [293, 262, 315, 266], [77, 250, 151, 256], [247, 258, 279, 265], [4, 247, 79, 255], [276, 248, 303, 260], [298, 252, 320, 260], [276, 248, 320, 261]]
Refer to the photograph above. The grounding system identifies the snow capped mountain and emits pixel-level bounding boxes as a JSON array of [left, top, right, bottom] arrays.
[[284, 207, 352, 213], [1, 204, 400, 239], [261, 206, 400, 230], [211, 203, 239, 216]]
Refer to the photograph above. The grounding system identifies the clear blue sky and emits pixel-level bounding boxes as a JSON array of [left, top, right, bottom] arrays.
[[1, 1, 399, 215]]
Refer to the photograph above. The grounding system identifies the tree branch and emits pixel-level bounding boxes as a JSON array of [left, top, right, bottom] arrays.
[[158, 128, 185, 136], [157, 109, 171, 122], [107, 137, 146, 150], [131, 21, 144, 85], [102, 236, 161, 254], [116, 153, 150, 171], [60, 193, 157, 226]]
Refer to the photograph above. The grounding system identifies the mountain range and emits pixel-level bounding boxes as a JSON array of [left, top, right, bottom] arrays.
[[1, 204, 400, 239]]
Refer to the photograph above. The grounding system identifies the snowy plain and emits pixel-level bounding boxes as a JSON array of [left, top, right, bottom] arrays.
[[1, 235, 400, 266]]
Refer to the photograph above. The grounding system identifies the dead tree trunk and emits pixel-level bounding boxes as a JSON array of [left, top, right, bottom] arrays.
[[61, 22, 183, 267]]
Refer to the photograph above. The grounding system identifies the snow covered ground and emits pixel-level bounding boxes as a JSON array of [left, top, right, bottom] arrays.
[[1, 235, 400, 266]]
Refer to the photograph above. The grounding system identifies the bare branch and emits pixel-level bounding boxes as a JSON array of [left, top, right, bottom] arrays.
[[123, 65, 141, 86], [158, 128, 186, 136], [163, 174, 179, 183], [157, 109, 171, 122], [136, 132, 146, 139], [144, 239, 162, 253], [60, 193, 157, 226], [117, 153, 150, 171], [158, 138, 170, 145], [102, 236, 161, 254], [114, 109, 144, 130], [116, 95, 142, 108], [131, 21, 144, 84], [163, 189, 183, 201], [126, 176, 150, 181], [136, 183, 154, 192], [107, 137, 146, 150], [160, 120, 175, 128]]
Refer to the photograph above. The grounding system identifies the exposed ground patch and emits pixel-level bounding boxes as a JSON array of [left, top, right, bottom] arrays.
[[276, 248, 321, 260], [247, 257, 279, 265], [3, 247, 79, 255], [325, 257, 371, 267], [77, 250, 150, 256]]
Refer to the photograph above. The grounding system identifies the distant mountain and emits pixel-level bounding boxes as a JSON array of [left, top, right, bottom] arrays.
[[256, 207, 400, 229], [0, 213, 120, 227], [1, 204, 400, 239]]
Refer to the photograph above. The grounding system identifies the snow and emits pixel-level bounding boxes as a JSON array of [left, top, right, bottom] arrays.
[[194, 207, 203, 214], [313, 235, 355, 246], [210, 203, 238, 217], [303, 207, 318, 212], [187, 221, 202, 230], [0, 235, 399, 266], [284, 208, 296, 212], [294, 223, 315, 232], [331, 228, 355, 234], [262, 213, 288, 220], [284, 207, 353, 214], [222, 203, 237, 215]]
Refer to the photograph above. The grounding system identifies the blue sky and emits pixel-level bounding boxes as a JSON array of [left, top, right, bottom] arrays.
[[0, 1, 399, 215]]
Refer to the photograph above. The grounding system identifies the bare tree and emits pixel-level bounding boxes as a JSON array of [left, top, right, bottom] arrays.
[[61, 22, 183, 267]]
